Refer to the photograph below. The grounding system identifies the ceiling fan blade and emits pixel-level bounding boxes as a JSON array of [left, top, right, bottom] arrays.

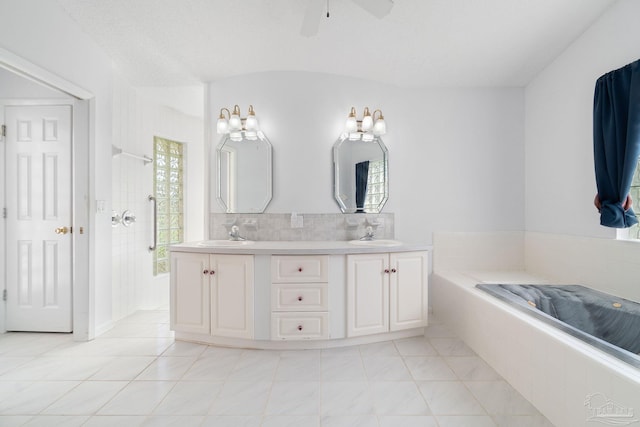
[[351, 0, 394, 19], [301, 0, 325, 37]]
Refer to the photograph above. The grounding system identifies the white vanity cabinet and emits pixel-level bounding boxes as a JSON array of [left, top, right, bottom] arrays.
[[347, 251, 428, 337], [170, 252, 254, 339], [270, 255, 329, 340]]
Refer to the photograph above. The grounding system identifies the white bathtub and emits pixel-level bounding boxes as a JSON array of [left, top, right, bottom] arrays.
[[432, 269, 640, 426]]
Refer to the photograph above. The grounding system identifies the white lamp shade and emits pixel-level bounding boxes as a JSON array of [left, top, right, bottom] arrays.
[[373, 118, 386, 135], [245, 115, 258, 130], [345, 116, 358, 133], [217, 118, 229, 134], [361, 115, 373, 131], [229, 114, 242, 130]]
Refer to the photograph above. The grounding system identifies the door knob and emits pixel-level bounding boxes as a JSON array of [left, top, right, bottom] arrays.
[[55, 226, 69, 235]]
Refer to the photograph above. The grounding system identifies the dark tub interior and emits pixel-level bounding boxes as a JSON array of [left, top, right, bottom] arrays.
[[476, 284, 640, 367]]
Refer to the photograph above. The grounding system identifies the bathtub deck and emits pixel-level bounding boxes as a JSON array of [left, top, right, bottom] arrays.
[[432, 269, 640, 427]]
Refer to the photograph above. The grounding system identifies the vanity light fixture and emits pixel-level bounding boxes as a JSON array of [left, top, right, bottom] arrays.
[[217, 105, 260, 140], [344, 106, 386, 140]]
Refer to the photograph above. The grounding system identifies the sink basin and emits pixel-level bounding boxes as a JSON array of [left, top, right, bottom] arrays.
[[348, 239, 402, 247], [197, 240, 254, 247]]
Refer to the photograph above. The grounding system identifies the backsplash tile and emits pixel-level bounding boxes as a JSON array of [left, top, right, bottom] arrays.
[[209, 213, 394, 241]]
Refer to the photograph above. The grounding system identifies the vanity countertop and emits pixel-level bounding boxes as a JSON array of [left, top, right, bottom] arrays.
[[171, 240, 432, 255]]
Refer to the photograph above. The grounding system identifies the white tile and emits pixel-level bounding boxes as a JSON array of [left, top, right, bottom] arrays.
[[20, 415, 89, 426], [228, 352, 279, 382], [445, 356, 501, 381], [261, 415, 320, 427], [321, 356, 366, 381], [429, 338, 476, 356], [320, 415, 379, 427], [182, 355, 237, 381], [362, 357, 411, 380], [84, 416, 146, 426], [417, 382, 485, 415], [98, 381, 175, 415], [0, 381, 80, 414], [321, 346, 361, 358], [0, 416, 33, 426], [279, 349, 321, 359], [276, 357, 321, 381], [199, 346, 245, 358], [436, 415, 497, 427], [492, 414, 555, 426], [153, 381, 222, 415], [140, 415, 205, 426], [424, 323, 457, 338], [266, 381, 320, 415], [378, 416, 438, 427], [161, 342, 207, 357], [1, 357, 111, 380], [393, 337, 438, 356], [370, 382, 430, 415], [0, 357, 35, 376], [89, 356, 155, 380], [404, 357, 457, 381], [201, 416, 261, 427], [42, 381, 128, 415], [208, 381, 271, 415], [466, 381, 538, 415], [359, 342, 399, 357], [135, 356, 196, 380], [321, 382, 374, 416]]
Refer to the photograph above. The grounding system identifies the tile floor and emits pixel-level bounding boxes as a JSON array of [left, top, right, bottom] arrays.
[[0, 310, 554, 427]]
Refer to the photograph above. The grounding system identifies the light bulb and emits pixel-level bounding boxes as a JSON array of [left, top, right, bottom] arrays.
[[345, 107, 358, 132], [373, 118, 386, 135], [361, 107, 373, 131], [245, 105, 258, 130], [216, 117, 229, 134], [229, 105, 242, 130]]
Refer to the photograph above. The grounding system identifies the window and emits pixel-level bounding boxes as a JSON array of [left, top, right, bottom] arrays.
[[363, 159, 386, 212], [627, 160, 640, 239], [153, 137, 184, 275]]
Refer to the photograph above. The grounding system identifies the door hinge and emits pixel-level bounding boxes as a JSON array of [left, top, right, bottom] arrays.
[[2, 289, 6, 302], [1, 124, 5, 138], [2, 207, 6, 219]]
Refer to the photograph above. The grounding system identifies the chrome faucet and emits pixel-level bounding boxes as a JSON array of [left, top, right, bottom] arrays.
[[359, 226, 375, 241], [228, 225, 246, 241]]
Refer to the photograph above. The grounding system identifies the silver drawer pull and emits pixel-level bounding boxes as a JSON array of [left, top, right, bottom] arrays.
[[297, 325, 303, 331], [297, 296, 304, 301]]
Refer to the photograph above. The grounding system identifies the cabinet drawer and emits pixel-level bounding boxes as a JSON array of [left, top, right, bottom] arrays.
[[271, 255, 328, 283], [271, 312, 329, 340], [271, 283, 328, 311]]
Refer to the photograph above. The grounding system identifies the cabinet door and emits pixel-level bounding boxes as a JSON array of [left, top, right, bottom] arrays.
[[347, 253, 389, 337], [211, 254, 254, 339], [170, 252, 210, 334], [390, 251, 428, 331]]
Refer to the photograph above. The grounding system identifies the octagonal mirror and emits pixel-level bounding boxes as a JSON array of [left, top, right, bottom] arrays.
[[216, 131, 272, 213], [333, 134, 388, 213]]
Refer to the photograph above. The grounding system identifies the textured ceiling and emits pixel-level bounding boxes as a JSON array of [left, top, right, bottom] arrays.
[[56, 0, 615, 87]]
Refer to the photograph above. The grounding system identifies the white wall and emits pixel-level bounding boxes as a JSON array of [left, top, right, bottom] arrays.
[[209, 72, 525, 243], [0, 0, 115, 336], [112, 76, 204, 321], [0, 67, 68, 98], [525, 0, 640, 238]]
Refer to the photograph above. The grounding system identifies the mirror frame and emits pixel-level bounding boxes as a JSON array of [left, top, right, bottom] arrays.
[[332, 133, 389, 213], [216, 130, 273, 213]]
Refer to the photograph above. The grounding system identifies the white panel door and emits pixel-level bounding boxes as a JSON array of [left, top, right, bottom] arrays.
[[5, 105, 72, 332], [347, 253, 389, 337], [211, 254, 254, 339], [390, 251, 428, 331], [170, 252, 210, 334]]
